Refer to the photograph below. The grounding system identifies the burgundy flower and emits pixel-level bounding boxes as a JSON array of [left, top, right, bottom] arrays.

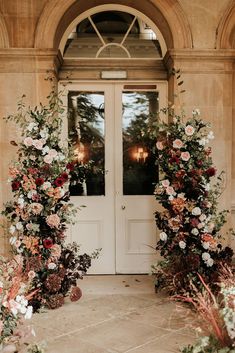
[[66, 162, 75, 171], [206, 167, 216, 177], [11, 181, 20, 191], [175, 170, 186, 179], [190, 218, 199, 227], [35, 177, 44, 186], [169, 156, 180, 164], [54, 177, 64, 187], [60, 172, 68, 182], [196, 160, 203, 167], [43, 239, 53, 249]]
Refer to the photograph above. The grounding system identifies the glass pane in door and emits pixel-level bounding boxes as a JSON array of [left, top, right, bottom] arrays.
[[122, 91, 158, 195], [68, 91, 105, 196]]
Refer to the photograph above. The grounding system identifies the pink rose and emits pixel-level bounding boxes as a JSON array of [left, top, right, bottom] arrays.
[[161, 179, 170, 187], [48, 149, 57, 158], [46, 214, 60, 228], [185, 125, 195, 136], [181, 151, 190, 161], [44, 155, 53, 164], [173, 139, 183, 149], [33, 139, 44, 150], [156, 141, 164, 150], [166, 186, 175, 195], [24, 137, 33, 147]]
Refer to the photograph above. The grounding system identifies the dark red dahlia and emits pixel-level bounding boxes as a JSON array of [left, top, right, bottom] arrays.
[[169, 156, 180, 164], [206, 167, 216, 177], [54, 177, 64, 187], [66, 162, 75, 171], [11, 181, 20, 191], [60, 172, 68, 182], [35, 177, 44, 186], [43, 239, 53, 249]]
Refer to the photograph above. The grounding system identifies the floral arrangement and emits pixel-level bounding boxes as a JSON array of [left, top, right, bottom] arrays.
[[0, 254, 36, 352], [152, 106, 234, 294], [2, 91, 98, 311], [179, 266, 235, 353]]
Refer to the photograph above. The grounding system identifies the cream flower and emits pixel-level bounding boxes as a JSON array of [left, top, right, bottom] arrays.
[[44, 154, 53, 164], [33, 139, 44, 150], [192, 207, 201, 216], [179, 241, 186, 249], [161, 179, 170, 187], [185, 125, 195, 136], [24, 137, 33, 147], [159, 232, 167, 241], [46, 214, 60, 228], [166, 186, 175, 195], [156, 141, 164, 150]]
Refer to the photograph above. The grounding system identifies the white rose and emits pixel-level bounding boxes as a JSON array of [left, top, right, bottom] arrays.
[[27, 122, 38, 131], [42, 145, 50, 155], [10, 236, 17, 245], [202, 252, 211, 261], [159, 232, 167, 241], [9, 225, 16, 234], [191, 228, 199, 235], [206, 258, 214, 267], [16, 222, 23, 230], [24, 305, 33, 320], [179, 241, 186, 249], [42, 181, 51, 190], [202, 241, 210, 250], [207, 131, 214, 140], [192, 207, 201, 216], [48, 262, 57, 270]]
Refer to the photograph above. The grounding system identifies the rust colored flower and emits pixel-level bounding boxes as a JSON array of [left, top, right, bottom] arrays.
[[171, 198, 185, 213], [168, 216, 181, 231], [22, 236, 39, 255], [70, 286, 82, 302], [46, 293, 64, 309], [45, 274, 62, 293], [175, 170, 186, 179]]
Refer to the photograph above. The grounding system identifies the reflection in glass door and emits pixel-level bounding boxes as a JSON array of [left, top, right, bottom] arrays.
[[67, 91, 105, 196], [122, 91, 159, 195]]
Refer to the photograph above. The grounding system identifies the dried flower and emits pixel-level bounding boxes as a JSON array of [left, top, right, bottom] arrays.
[[46, 293, 64, 309], [70, 286, 82, 302], [45, 274, 62, 293]]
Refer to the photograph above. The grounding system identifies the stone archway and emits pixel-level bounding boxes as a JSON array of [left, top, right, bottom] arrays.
[[216, 0, 235, 49], [34, 0, 192, 51]]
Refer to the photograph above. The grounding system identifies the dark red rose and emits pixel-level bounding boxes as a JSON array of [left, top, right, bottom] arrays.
[[190, 218, 199, 227], [175, 170, 186, 179], [206, 167, 216, 177], [169, 156, 180, 164], [66, 162, 75, 171], [35, 177, 45, 186], [43, 239, 53, 249], [54, 177, 64, 187], [196, 160, 203, 167], [60, 172, 68, 182], [11, 181, 20, 191]]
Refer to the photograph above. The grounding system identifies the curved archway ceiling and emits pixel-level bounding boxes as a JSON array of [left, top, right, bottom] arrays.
[[63, 11, 162, 59]]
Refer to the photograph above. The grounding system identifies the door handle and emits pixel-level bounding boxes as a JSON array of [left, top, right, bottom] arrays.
[[121, 205, 126, 210]]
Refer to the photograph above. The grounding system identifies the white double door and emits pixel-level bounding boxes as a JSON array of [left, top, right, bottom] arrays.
[[63, 82, 167, 274]]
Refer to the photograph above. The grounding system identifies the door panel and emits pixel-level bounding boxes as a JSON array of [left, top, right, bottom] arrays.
[[115, 84, 167, 273], [61, 81, 167, 274]]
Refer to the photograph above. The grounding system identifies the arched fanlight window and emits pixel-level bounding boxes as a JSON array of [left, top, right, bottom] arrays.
[[63, 11, 162, 59]]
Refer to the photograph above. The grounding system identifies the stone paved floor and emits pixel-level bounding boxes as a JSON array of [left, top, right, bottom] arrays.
[[28, 275, 198, 353]]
